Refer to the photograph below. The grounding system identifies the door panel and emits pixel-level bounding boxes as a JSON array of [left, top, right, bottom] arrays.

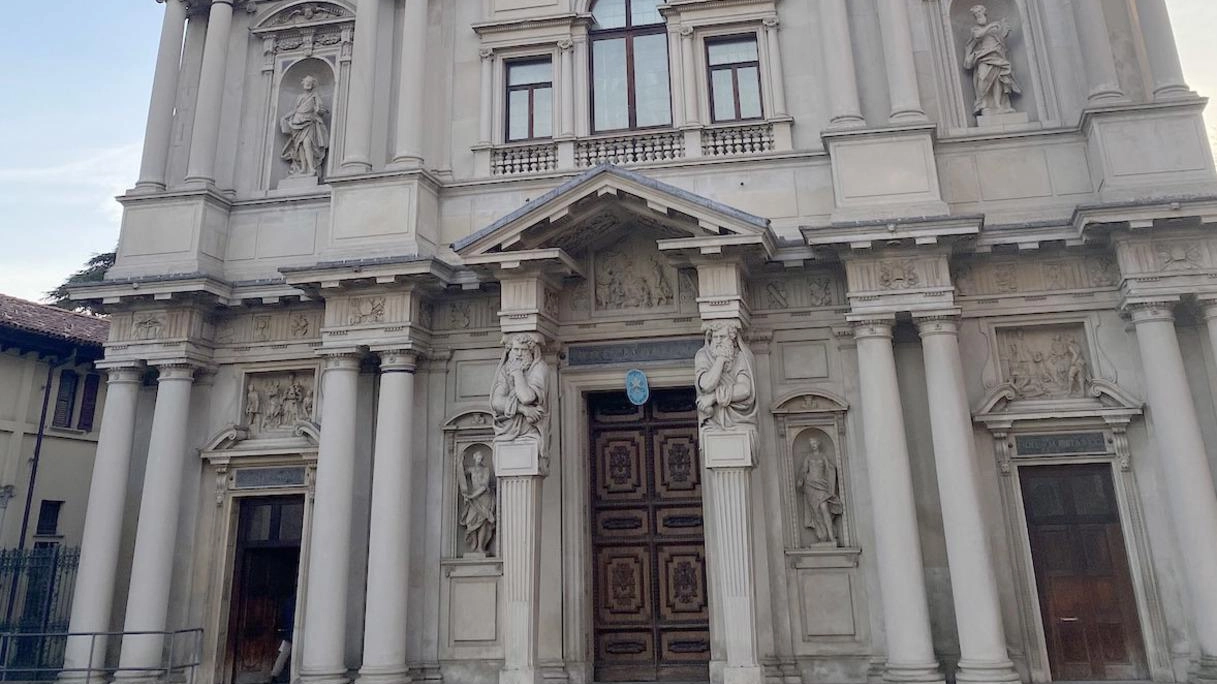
[[591, 389, 709, 683], [1021, 464, 1148, 681]]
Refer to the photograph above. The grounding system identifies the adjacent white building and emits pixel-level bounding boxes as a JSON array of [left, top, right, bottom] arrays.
[[64, 2, 1217, 684]]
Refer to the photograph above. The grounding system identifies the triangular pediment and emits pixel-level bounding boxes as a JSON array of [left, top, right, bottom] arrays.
[[453, 165, 773, 260]]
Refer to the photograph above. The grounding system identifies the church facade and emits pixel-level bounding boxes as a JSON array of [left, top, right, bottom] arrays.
[[63, 2, 1217, 684]]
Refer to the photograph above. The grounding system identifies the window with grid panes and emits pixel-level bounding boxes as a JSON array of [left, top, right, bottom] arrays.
[[590, 0, 671, 132], [506, 58, 554, 142], [707, 35, 763, 123]]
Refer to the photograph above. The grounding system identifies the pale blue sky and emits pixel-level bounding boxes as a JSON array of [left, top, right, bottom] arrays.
[[1, 2, 1215, 302]]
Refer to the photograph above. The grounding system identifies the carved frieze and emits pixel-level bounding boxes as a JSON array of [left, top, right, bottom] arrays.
[[996, 324, 1090, 400], [108, 309, 208, 345], [749, 272, 842, 311], [592, 237, 676, 312], [953, 254, 1121, 296], [213, 310, 323, 346], [434, 296, 497, 332], [243, 369, 317, 436]]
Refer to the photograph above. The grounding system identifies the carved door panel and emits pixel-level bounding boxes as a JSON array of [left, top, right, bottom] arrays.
[[229, 496, 304, 684], [591, 389, 710, 683], [1021, 464, 1148, 681]]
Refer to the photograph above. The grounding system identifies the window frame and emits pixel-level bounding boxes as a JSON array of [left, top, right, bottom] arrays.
[[504, 57, 555, 143], [589, 0, 673, 134], [35, 500, 64, 538], [705, 33, 764, 124]]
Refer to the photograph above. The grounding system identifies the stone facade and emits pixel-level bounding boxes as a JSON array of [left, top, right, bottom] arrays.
[[64, 2, 1217, 684]]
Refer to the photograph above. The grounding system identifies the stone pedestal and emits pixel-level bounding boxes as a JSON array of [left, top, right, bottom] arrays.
[[975, 111, 1029, 128], [701, 429, 763, 684], [494, 438, 544, 684]]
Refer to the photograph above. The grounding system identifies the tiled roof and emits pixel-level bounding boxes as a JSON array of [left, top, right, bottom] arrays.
[[0, 293, 109, 347]]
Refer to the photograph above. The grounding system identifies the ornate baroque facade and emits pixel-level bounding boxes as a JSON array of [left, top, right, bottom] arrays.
[[63, 2, 1217, 684]]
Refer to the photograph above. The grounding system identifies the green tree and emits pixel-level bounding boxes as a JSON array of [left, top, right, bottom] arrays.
[[45, 250, 116, 312]]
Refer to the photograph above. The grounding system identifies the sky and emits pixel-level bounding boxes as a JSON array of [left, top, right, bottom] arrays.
[[1, 2, 1217, 303]]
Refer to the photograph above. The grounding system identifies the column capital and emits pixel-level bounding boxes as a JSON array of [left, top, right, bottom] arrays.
[[849, 316, 895, 340], [679, 25, 694, 38], [762, 15, 779, 29], [557, 38, 574, 51], [1199, 297, 1217, 321], [151, 362, 199, 382], [377, 350, 418, 372], [1125, 300, 1177, 324], [321, 351, 363, 372], [914, 312, 962, 337], [479, 47, 495, 60], [96, 361, 146, 384]]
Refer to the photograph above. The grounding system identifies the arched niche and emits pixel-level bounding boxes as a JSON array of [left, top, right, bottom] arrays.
[[443, 411, 496, 558], [771, 391, 854, 550], [273, 58, 336, 188], [928, 0, 1058, 131]]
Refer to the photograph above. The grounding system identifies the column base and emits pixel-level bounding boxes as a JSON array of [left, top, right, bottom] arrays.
[[498, 667, 541, 684], [722, 664, 764, 684], [356, 666, 412, 684], [1193, 654, 1217, 684], [300, 669, 353, 684], [954, 659, 1020, 684], [883, 661, 945, 684]]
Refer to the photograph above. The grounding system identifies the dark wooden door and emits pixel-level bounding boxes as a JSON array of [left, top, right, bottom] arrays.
[[1020, 464, 1148, 681], [590, 389, 710, 683], [229, 496, 304, 684]]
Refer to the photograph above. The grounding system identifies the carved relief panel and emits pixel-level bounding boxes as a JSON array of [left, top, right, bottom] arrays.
[[995, 323, 1091, 400], [953, 253, 1120, 297], [242, 369, 318, 437], [215, 309, 324, 346], [748, 271, 844, 312], [561, 234, 681, 318]]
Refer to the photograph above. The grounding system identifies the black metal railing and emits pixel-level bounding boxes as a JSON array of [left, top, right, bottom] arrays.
[[0, 546, 79, 677], [0, 629, 203, 684]]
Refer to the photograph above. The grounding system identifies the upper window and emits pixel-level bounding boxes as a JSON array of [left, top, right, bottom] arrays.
[[52, 370, 79, 429], [707, 36, 763, 123], [506, 59, 553, 142], [590, 0, 671, 133], [35, 500, 63, 537]]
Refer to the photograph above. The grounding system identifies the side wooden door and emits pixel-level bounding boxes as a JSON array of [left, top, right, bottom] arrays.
[[1020, 464, 1148, 681], [590, 389, 710, 682]]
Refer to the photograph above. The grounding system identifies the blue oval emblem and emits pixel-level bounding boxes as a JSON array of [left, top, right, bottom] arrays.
[[625, 369, 650, 406]]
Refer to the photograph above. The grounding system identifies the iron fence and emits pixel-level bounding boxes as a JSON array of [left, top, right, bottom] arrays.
[[0, 546, 79, 678]]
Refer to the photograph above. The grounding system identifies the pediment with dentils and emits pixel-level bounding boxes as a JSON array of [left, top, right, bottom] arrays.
[[452, 165, 776, 266]]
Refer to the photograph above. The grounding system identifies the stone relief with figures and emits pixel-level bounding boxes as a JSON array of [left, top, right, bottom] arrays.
[[592, 236, 676, 312], [997, 325, 1090, 400], [794, 429, 843, 547], [214, 310, 323, 345], [748, 272, 842, 311], [243, 370, 317, 436]]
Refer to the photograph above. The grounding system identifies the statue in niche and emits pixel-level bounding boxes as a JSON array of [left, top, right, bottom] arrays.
[[457, 446, 496, 555], [280, 75, 329, 177], [963, 4, 1021, 117], [694, 321, 757, 431], [490, 334, 550, 456], [795, 435, 842, 546]]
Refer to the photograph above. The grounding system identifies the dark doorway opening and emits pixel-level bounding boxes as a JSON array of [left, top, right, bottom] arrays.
[[589, 388, 709, 683], [1020, 463, 1148, 681], [228, 496, 304, 684]]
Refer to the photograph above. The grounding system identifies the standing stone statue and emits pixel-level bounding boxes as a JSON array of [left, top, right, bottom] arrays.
[[490, 334, 550, 457], [694, 321, 757, 431], [280, 75, 329, 177], [963, 4, 1021, 117], [796, 436, 842, 546], [458, 448, 496, 555]]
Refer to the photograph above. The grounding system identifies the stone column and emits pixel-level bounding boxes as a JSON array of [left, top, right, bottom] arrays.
[[817, 0, 864, 128], [762, 17, 788, 118], [875, 0, 926, 122], [341, 0, 384, 173], [299, 353, 362, 684], [59, 364, 143, 680], [478, 49, 495, 145], [680, 27, 699, 125], [852, 319, 943, 684], [183, 0, 234, 186], [1134, 0, 1191, 101], [1071, 0, 1126, 104], [357, 351, 417, 684], [114, 363, 197, 684], [916, 316, 1019, 684], [1129, 303, 1217, 679], [558, 40, 575, 137], [134, 0, 188, 192], [390, 0, 428, 168]]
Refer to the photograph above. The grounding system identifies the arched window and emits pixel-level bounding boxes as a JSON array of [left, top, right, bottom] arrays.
[[589, 0, 671, 132]]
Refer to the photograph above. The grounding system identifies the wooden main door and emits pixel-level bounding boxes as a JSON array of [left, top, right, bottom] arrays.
[[590, 389, 710, 682], [229, 496, 304, 684], [1020, 464, 1148, 681]]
